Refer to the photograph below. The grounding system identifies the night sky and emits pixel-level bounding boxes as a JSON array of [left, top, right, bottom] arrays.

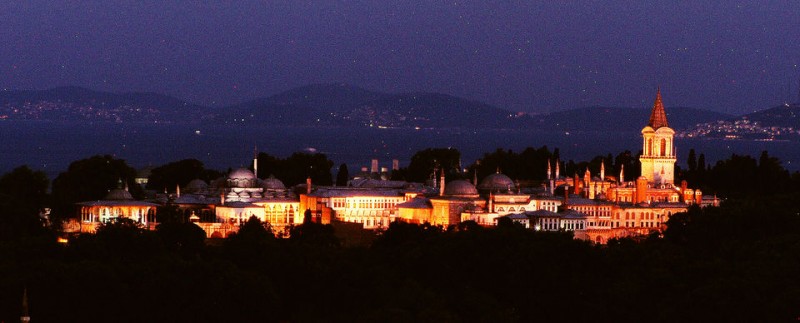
[[2, 1, 799, 115]]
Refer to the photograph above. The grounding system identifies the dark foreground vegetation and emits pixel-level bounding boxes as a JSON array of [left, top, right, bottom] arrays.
[[0, 193, 799, 322]]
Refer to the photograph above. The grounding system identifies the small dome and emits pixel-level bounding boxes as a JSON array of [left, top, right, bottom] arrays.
[[261, 175, 286, 190], [478, 173, 515, 192], [105, 188, 133, 201], [184, 179, 208, 193], [445, 180, 479, 196], [229, 168, 256, 180]]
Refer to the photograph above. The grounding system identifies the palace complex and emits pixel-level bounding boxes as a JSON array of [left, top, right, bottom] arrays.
[[68, 90, 717, 243]]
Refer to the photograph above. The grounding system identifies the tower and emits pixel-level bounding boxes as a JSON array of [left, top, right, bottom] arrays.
[[21, 287, 30, 323], [639, 88, 676, 184]]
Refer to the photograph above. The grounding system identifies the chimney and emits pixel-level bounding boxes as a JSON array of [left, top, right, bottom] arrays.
[[306, 176, 312, 195], [563, 185, 569, 206], [392, 159, 399, 171], [176, 184, 181, 198], [371, 159, 379, 173]]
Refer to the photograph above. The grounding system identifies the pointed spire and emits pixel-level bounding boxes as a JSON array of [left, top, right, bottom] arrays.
[[547, 159, 552, 180], [619, 164, 625, 184], [21, 287, 30, 323], [600, 161, 606, 181], [648, 87, 669, 129], [555, 159, 560, 178]]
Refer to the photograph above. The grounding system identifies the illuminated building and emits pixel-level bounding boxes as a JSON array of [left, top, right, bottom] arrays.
[[75, 181, 159, 233]]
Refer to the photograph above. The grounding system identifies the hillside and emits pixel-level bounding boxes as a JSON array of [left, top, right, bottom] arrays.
[[211, 83, 530, 128], [741, 102, 800, 128], [0, 86, 209, 123]]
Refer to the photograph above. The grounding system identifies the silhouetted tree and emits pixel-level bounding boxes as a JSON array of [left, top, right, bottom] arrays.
[[146, 158, 221, 192], [50, 155, 142, 221], [155, 222, 206, 257], [687, 148, 697, 172], [0, 166, 49, 240], [254, 152, 333, 186], [402, 148, 462, 183], [336, 163, 349, 186]]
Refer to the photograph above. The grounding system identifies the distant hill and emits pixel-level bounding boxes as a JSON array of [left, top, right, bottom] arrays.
[[211, 83, 531, 128], [741, 102, 800, 128], [0, 86, 210, 123], [679, 102, 800, 141], [529, 106, 732, 132]]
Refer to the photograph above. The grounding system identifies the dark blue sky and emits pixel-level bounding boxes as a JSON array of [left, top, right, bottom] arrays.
[[2, 1, 799, 115]]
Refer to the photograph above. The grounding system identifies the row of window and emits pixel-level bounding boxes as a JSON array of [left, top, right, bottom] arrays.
[[331, 198, 402, 209]]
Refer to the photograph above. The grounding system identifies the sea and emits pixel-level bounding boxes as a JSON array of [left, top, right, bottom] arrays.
[[1, 120, 798, 181]]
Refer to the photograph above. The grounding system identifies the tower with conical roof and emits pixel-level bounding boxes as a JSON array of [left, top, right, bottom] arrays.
[[639, 88, 676, 184]]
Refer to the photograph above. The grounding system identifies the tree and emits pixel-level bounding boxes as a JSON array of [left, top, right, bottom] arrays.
[[254, 152, 334, 186], [336, 163, 349, 186], [401, 148, 462, 183], [687, 149, 697, 172], [697, 153, 706, 173], [0, 166, 49, 240], [50, 155, 143, 220], [146, 159, 221, 192], [155, 222, 207, 257]]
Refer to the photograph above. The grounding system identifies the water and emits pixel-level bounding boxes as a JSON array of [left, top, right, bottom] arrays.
[[1, 120, 798, 181]]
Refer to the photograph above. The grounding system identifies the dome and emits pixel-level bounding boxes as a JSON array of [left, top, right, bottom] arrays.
[[261, 175, 286, 190], [478, 173, 515, 192], [444, 180, 479, 196], [105, 188, 134, 201], [184, 179, 208, 193], [228, 168, 256, 180]]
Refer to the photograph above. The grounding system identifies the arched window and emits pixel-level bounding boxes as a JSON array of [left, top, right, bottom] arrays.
[[647, 138, 653, 155], [660, 138, 667, 156]]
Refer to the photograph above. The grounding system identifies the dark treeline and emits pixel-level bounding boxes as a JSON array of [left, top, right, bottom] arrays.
[[679, 149, 800, 198], [1, 194, 800, 321]]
